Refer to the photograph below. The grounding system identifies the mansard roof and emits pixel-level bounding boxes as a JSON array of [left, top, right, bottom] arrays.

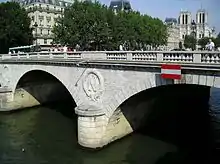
[[22, 0, 72, 7], [109, 0, 132, 11]]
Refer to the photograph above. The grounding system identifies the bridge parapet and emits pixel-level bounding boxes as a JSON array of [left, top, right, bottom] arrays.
[[1, 51, 220, 64]]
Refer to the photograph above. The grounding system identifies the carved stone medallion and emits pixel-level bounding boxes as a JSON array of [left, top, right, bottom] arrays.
[[83, 69, 104, 101]]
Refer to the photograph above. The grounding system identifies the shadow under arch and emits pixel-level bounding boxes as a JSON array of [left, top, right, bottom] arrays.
[[13, 69, 77, 117], [13, 69, 76, 102], [109, 84, 213, 156]]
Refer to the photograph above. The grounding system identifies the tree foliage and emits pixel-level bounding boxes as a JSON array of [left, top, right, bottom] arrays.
[[184, 35, 197, 50], [198, 33, 220, 49], [198, 37, 211, 49], [214, 32, 220, 48], [53, 1, 168, 51], [0, 2, 33, 53], [198, 37, 217, 49]]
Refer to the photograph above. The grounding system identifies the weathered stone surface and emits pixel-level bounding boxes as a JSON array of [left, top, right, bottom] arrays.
[[0, 63, 220, 148]]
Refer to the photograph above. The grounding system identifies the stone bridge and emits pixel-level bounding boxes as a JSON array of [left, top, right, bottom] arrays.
[[0, 50, 220, 149]]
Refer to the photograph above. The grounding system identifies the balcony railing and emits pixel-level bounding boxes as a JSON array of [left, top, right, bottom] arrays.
[[26, 7, 63, 14], [33, 33, 54, 39]]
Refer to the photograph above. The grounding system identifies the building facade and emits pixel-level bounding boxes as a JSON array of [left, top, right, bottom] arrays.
[[178, 9, 214, 41], [12, 0, 95, 50], [165, 18, 181, 49], [165, 9, 215, 50], [20, 0, 73, 49]]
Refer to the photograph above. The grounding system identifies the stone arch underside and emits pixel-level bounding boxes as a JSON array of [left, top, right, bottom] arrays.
[[105, 74, 173, 117], [5, 69, 77, 111], [100, 78, 211, 148], [107, 73, 220, 118], [13, 69, 73, 98]]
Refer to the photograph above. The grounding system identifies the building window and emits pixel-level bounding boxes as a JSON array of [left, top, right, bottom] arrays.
[[39, 16, 44, 26], [182, 15, 184, 24], [39, 16, 44, 20], [182, 35, 184, 39], [46, 16, 51, 24], [39, 4, 42, 9], [202, 34, 204, 38], [31, 16, 34, 21], [40, 29, 43, 35], [202, 13, 205, 24], [44, 39, 47, 44], [47, 5, 49, 10], [199, 13, 202, 23], [199, 34, 201, 38], [48, 30, 50, 35]]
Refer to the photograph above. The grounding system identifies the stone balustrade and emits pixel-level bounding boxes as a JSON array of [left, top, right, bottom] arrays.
[[1, 51, 220, 64]]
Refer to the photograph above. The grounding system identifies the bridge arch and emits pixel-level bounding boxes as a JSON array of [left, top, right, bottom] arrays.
[[103, 83, 212, 148], [13, 69, 69, 93], [105, 75, 172, 117], [12, 69, 77, 109]]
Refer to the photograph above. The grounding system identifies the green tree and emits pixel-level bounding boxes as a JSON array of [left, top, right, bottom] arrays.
[[53, 1, 111, 50], [184, 35, 197, 50], [198, 37, 210, 49], [198, 37, 217, 49], [0, 2, 33, 53], [214, 32, 220, 48], [53, 0, 168, 50]]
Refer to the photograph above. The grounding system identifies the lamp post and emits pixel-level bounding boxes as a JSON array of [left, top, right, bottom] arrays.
[[210, 27, 215, 37], [191, 20, 196, 38], [33, 22, 38, 45], [121, 0, 124, 11], [190, 20, 197, 50]]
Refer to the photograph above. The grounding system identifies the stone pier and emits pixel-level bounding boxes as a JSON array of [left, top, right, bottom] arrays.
[[75, 105, 133, 148]]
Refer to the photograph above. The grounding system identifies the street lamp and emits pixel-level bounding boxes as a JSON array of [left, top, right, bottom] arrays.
[[191, 20, 196, 38], [210, 27, 215, 37], [33, 22, 38, 45], [121, 0, 124, 11]]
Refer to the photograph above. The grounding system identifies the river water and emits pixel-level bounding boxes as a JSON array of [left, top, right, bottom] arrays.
[[0, 93, 219, 164]]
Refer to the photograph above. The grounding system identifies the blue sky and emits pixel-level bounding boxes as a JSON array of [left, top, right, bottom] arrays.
[[101, 0, 220, 33], [0, 0, 219, 32]]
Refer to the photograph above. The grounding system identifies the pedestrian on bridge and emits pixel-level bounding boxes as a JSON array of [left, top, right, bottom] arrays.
[[206, 39, 215, 51]]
